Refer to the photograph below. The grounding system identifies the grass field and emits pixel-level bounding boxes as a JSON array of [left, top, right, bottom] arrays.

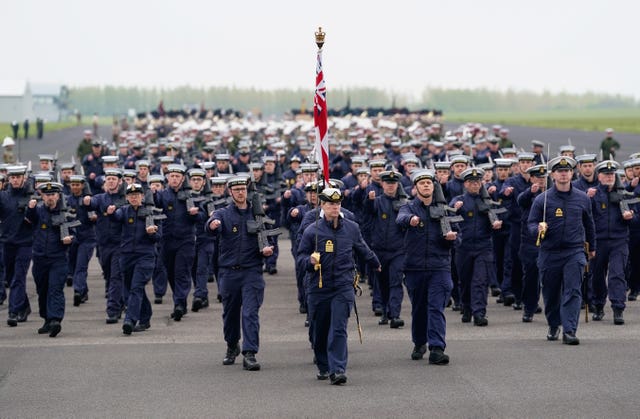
[[445, 108, 640, 134]]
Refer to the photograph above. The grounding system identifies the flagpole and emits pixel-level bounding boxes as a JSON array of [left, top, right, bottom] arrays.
[[312, 27, 326, 289], [314, 27, 329, 183]]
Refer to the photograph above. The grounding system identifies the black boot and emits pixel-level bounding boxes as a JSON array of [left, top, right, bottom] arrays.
[[411, 344, 427, 360], [613, 309, 624, 325], [242, 351, 261, 371], [592, 305, 605, 321], [428, 347, 450, 365], [223, 344, 240, 365]]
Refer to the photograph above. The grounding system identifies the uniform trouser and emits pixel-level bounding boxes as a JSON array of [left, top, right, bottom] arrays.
[[32, 256, 67, 321], [218, 267, 264, 354], [120, 253, 154, 324], [520, 246, 541, 315], [456, 248, 492, 316], [0, 244, 5, 301], [627, 234, 640, 293], [163, 238, 195, 309], [450, 249, 460, 305], [152, 242, 167, 297], [4, 244, 32, 314], [373, 251, 404, 319], [307, 285, 353, 375], [192, 240, 214, 299], [99, 244, 124, 317], [539, 250, 585, 333], [295, 258, 306, 308], [404, 270, 452, 350], [501, 225, 522, 301], [70, 240, 95, 296], [264, 235, 279, 269], [492, 231, 510, 288], [591, 239, 628, 311]]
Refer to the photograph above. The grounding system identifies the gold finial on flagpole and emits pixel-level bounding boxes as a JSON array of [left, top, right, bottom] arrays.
[[315, 27, 325, 49]]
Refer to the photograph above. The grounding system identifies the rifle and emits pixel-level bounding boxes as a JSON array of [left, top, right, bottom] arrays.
[[429, 181, 463, 236], [50, 198, 81, 241], [609, 173, 640, 216], [478, 184, 507, 224], [186, 193, 208, 212], [247, 172, 281, 251], [138, 206, 167, 228], [140, 189, 166, 227]]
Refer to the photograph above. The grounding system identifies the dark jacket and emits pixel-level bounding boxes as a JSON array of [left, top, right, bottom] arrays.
[[396, 198, 459, 271]]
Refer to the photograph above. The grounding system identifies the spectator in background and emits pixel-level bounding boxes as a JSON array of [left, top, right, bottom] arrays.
[[36, 118, 44, 140], [23, 119, 29, 139], [600, 128, 620, 161]]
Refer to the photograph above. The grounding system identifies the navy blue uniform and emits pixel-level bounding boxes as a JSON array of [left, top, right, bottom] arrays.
[[112, 205, 161, 327], [489, 178, 510, 291], [517, 187, 543, 316], [499, 174, 529, 304], [207, 201, 271, 355], [190, 192, 214, 305], [450, 192, 500, 319], [527, 185, 596, 335], [26, 202, 72, 325], [589, 185, 635, 313], [81, 154, 104, 195], [0, 184, 34, 320], [288, 202, 316, 311], [364, 193, 406, 320], [156, 187, 197, 314], [66, 193, 96, 300], [297, 215, 380, 377], [87, 191, 126, 319], [627, 182, 640, 297], [397, 199, 458, 351]]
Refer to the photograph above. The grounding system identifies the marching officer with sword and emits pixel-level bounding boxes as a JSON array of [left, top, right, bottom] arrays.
[[528, 157, 596, 345], [296, 187, 381, 385]]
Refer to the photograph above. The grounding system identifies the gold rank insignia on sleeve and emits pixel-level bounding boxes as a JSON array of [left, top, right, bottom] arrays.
[[555, 208, 563, 217], [325, 240, 334, 253]]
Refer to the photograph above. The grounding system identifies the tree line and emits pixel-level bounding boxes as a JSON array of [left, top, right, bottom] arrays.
[[68, 85, 639, 117]]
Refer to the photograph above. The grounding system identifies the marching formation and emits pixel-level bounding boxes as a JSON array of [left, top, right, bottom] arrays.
[[0, 114, 637, 385]]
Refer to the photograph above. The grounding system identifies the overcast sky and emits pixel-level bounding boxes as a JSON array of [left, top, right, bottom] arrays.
[[6, 0, 639, 99]]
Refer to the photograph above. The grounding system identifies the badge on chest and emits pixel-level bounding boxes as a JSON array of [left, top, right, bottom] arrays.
[[325, 240, 334, 253], [555, 208, 563, 217]]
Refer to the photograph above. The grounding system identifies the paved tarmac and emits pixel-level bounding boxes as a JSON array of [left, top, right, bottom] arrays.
[[1, 124, 640, 418]]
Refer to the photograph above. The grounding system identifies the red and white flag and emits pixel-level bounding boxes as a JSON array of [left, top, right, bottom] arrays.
[[314, 48, 330, 183]]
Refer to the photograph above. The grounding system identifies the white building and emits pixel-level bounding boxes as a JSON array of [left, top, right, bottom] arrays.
[[0, 80, 34, 122], [0, 81, 66, 122]]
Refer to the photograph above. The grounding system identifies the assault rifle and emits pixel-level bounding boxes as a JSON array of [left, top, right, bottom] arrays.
[[429, 181, 463, 236], [609, 174, 640, 216], [478, 184, 507, 224], [139, 189, 166, 227], [50, 199, 82, 241], [247, 173, 281, 250]]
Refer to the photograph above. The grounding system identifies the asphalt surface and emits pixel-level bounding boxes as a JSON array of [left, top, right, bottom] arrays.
[[1, 124, 640, 418]]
